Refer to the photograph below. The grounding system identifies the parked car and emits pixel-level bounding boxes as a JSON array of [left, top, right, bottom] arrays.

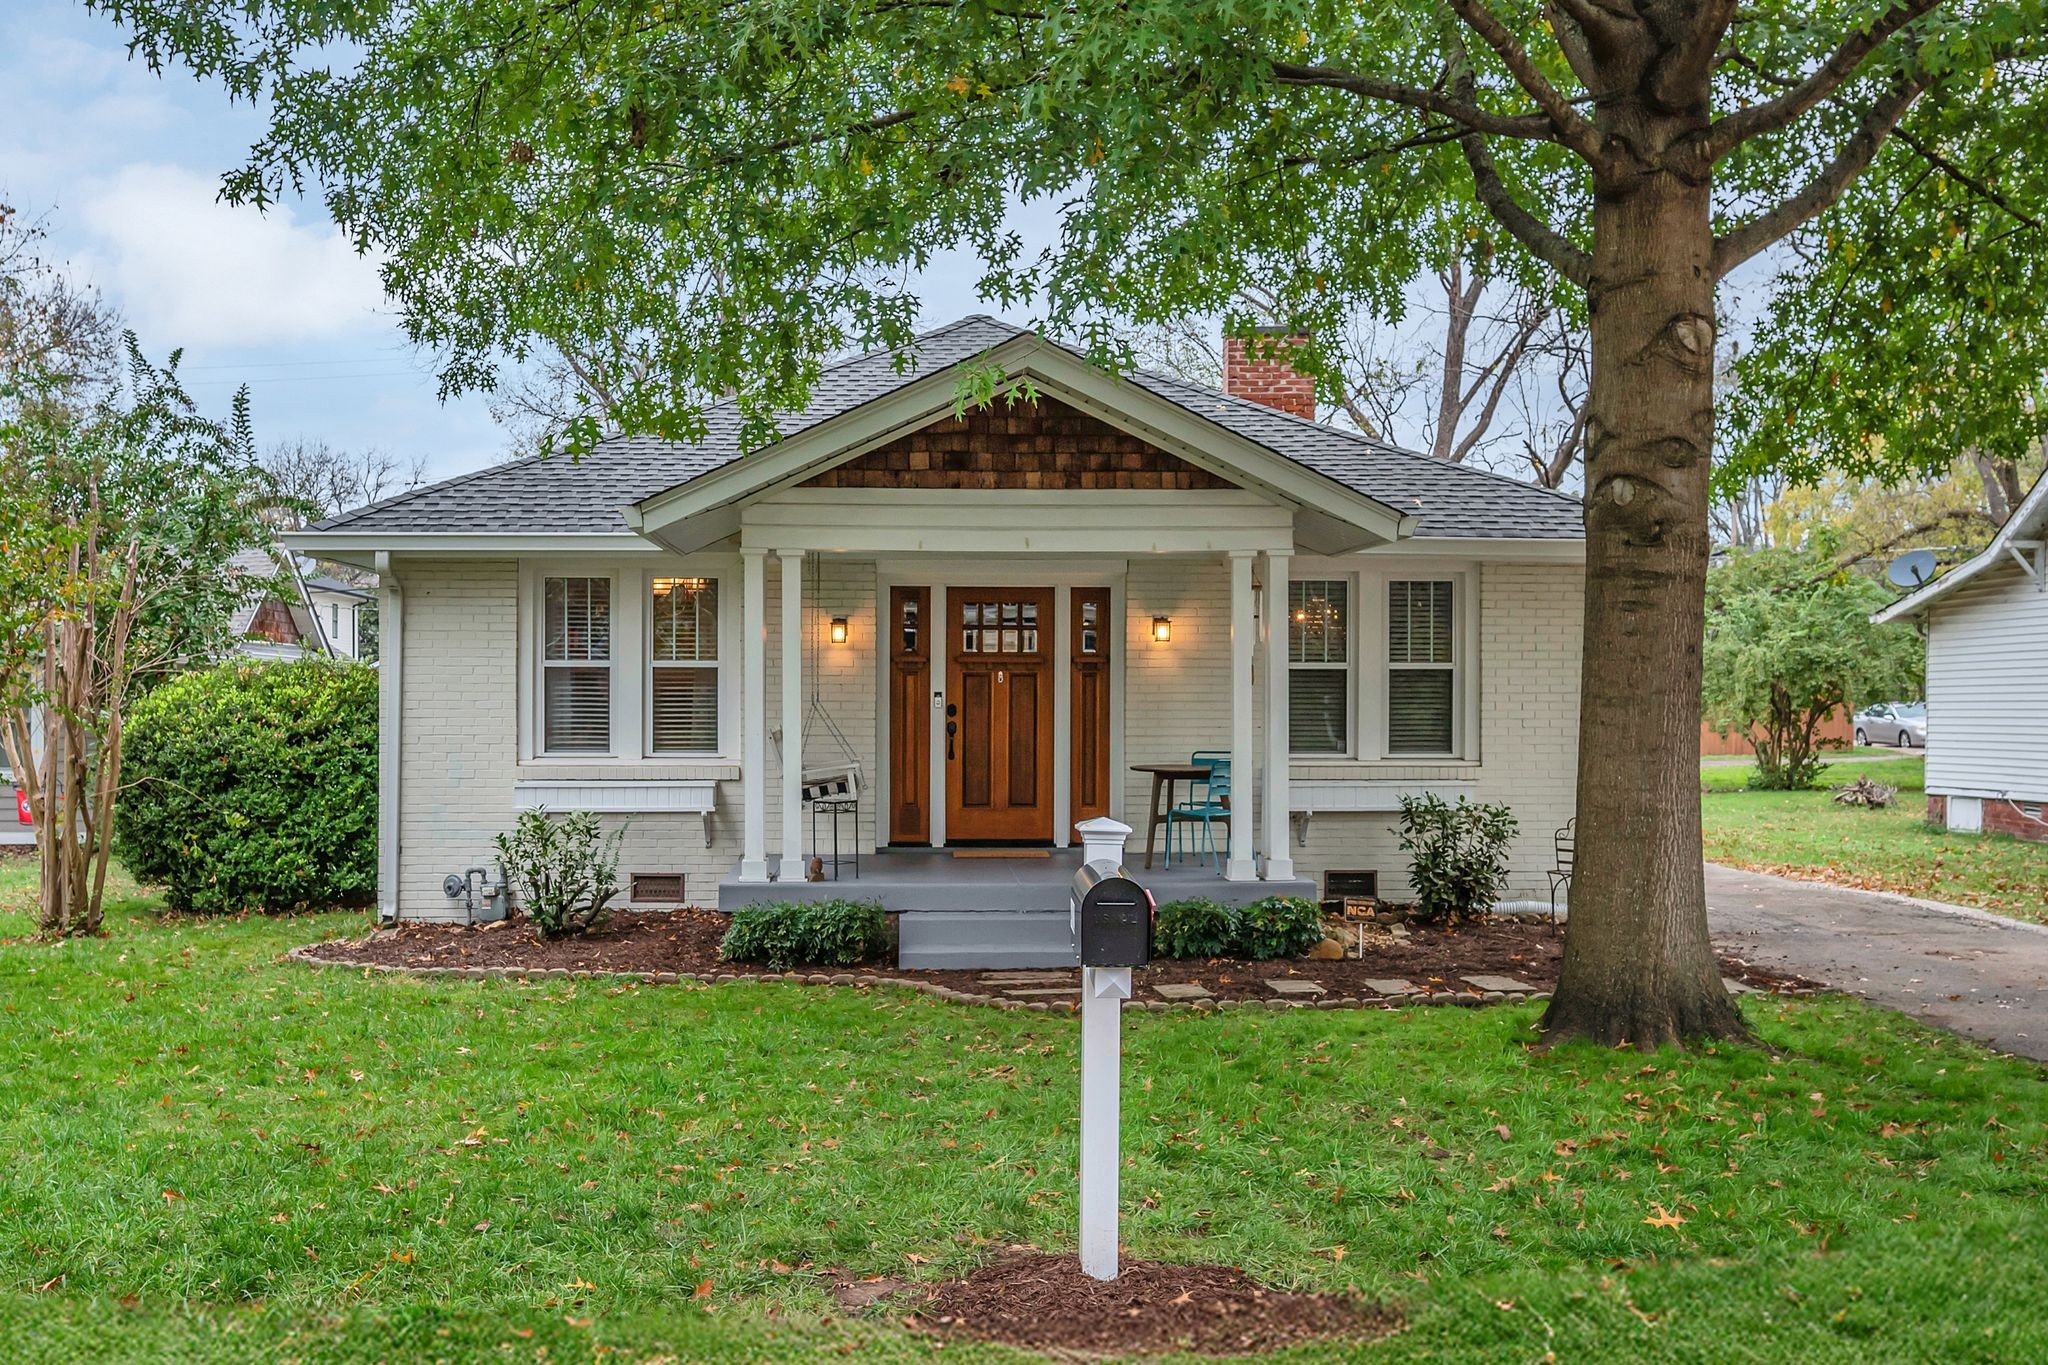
[[1854, 702, 1926, 748]]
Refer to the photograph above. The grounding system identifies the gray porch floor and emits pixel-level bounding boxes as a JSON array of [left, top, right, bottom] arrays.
[[717, 846, 1316, 969]]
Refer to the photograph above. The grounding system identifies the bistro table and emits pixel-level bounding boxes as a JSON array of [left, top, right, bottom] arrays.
[[1129, 762, 1217, 870]]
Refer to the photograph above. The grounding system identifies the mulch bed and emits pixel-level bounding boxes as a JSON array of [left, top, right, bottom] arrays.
[[895, 1252, 1395, 1358], [295, 908, 1821, 1007]]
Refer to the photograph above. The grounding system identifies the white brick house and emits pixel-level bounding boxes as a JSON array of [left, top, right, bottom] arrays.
[[285, 318, 1585, 962]]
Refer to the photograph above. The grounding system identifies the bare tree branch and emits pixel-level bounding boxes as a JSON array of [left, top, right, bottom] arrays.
[[1693, 0, 1945, 161], [1713, 77, 1928, 277], [1268, 60, 1560, 141], [1444, 0, 1610, 163]]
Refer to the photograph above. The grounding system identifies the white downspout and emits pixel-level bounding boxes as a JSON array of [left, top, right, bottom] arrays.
[[375, 552, 403, 922]]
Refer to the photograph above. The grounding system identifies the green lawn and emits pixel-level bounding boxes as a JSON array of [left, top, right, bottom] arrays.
[[1700, 758, 2048, 924], [4, 863, 2048, 1362]]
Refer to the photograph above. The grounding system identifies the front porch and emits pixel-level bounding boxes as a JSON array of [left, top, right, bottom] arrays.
[[720, 845, 1318, 969]]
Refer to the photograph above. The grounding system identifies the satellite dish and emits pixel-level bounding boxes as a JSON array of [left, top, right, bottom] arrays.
[[1887, 548, 1938, 589]]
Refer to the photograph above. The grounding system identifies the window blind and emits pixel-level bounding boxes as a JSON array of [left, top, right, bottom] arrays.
[[650, 577, 719, 753], [1387, 580, 1454, 753], [543, 576, 611, 753]]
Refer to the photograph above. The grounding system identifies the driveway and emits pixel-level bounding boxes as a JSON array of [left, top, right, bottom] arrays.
[[1706, 863, 2048, 1063]]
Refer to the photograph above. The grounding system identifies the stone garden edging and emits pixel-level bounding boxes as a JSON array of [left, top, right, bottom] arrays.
[[285, 941, 1812, 1011]]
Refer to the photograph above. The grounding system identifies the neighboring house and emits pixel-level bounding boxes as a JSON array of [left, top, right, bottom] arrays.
[[283, 317, 1587, 962], [1875, 469, 2048, 844], [228, 545, 376, 661]]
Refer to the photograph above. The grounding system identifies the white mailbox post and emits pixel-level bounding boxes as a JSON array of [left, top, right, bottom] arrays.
[[1070, 816, 1146, 1281]]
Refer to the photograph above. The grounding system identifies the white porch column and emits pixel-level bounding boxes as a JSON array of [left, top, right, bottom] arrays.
[[1261, 549, 1295, 880], [779, 548, 805, 880], [1226, 549, 1258, 881], [738, 548, 770, 882]]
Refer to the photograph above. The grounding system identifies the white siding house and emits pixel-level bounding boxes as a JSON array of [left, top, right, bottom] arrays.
[[1875, 470, 2048, 842], [284, 318, 1588, 961]]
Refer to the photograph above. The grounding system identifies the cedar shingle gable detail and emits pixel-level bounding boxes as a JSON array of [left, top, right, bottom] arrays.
[[800, 397, 1235, 491]]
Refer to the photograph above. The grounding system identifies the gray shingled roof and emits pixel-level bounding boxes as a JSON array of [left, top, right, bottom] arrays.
[[311, 315, 1583, 541]]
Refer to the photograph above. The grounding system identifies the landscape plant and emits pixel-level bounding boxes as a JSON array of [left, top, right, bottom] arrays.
[[1702, 544, 1924, 791], [718, 898, 888, 970], [114, 658, 377, 913], [97, 0, 2048, 1045], [492, 809, 624, 938], [1233, 895, 1327, 959], [1396, 794, 1519, 925], [1152, 897, 1243, 960]]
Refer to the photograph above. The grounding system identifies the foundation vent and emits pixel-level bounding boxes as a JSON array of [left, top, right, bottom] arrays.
[[631, 873, 686, 904]]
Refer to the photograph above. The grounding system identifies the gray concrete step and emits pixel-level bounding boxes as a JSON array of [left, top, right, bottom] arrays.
[[897, 911, 1078, 970]]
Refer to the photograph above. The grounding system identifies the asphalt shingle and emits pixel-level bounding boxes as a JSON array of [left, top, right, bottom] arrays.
[[311, 316, 1582, 541]]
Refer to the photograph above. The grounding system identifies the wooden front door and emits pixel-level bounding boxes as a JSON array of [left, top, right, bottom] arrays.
[[887, 586, 931, 844], [1071, 587, 1112, 823], [945, 587, 1055, 842]]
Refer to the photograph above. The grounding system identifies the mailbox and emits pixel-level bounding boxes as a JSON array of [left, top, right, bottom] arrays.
[[1071, 860, 1152, 967]]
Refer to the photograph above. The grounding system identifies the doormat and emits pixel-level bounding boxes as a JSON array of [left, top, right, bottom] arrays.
[[951, 848, 1051, 859]]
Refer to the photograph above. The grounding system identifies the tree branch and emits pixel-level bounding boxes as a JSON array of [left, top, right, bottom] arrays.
[[1457, 129, 1593, 287], [1694, 0, 1946, 161], [1892, 126, 2042, 229], [1268, 60, 1559, 141], [1713, 77, 1927, 278], [1443, 0, 1610, 163]]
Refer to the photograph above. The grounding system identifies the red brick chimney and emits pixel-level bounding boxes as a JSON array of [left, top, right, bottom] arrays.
[[1222, 327, 1315, 421]]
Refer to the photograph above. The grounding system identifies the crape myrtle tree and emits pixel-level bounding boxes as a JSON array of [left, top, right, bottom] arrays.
[[97, 0, 2048, 1045]]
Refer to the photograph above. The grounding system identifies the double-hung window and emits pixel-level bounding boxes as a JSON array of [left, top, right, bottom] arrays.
[[1287, 579, 1350, 755], [649, 576, 720, 754], [1387, 579, 1456, 755], [541, 576, 612, 753]]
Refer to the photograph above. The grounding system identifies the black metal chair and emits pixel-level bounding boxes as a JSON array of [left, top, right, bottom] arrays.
[[1548, 818, 1574, 931]]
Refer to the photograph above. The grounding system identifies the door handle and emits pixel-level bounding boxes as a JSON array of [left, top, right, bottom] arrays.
[[946, 719, 957, 760]]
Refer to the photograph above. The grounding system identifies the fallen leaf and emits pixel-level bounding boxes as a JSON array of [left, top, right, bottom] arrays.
[[1643, 1205, 1686, 1229], [693, 1278, 714, 1300]]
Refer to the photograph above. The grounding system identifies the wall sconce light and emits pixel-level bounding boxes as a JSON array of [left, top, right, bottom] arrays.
[[1151, 616, 1172, 644], [829, 616, 850, 645]]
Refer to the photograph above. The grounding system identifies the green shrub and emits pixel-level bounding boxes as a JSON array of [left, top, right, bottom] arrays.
[[1235, 895, 1325, 959], [493, 809, 624, 938], [1395, 793, 1519, 924], [1154, 897, 1242, 959], [720, 899, 888, 970], [114, 659, 377, 914]]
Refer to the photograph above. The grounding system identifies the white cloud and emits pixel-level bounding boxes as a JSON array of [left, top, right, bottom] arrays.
[[74, 162, 388, 348]]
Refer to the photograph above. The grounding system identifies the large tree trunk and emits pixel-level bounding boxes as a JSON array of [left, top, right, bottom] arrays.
[[1541, 147, 1749, 1047]]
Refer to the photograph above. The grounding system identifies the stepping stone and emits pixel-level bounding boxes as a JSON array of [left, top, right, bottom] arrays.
[[1003, 987, 1078, 998], [1264, 979, 1327, 997], [1722, 977, 1759, 995], [978, 971, 1076, 985], [1364, 978, 1420, 996], [1461, 974, 1536, 993], [1153, 982, 1212, 1000]]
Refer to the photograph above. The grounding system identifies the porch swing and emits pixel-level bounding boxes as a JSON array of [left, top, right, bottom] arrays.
[[772, 555, 862, 814]]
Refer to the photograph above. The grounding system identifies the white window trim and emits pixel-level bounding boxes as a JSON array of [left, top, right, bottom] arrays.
[[645, 572, 727, 758], [1286, 575, 1357, 760], [1287, 560, 1479, 764], [520, 557, 740, 765]]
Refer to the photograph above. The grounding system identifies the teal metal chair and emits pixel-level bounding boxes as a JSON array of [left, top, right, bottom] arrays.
[[1165, 756, 1231, 870]]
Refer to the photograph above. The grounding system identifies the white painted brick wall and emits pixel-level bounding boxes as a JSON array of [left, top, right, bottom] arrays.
[[391, 554, 1580, 918]]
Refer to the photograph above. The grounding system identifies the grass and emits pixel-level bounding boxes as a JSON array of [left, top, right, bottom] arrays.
[[1699, 758, 2048, 924], [1698, 752, 1922, 794], [3, 861, 2048, 1362]]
